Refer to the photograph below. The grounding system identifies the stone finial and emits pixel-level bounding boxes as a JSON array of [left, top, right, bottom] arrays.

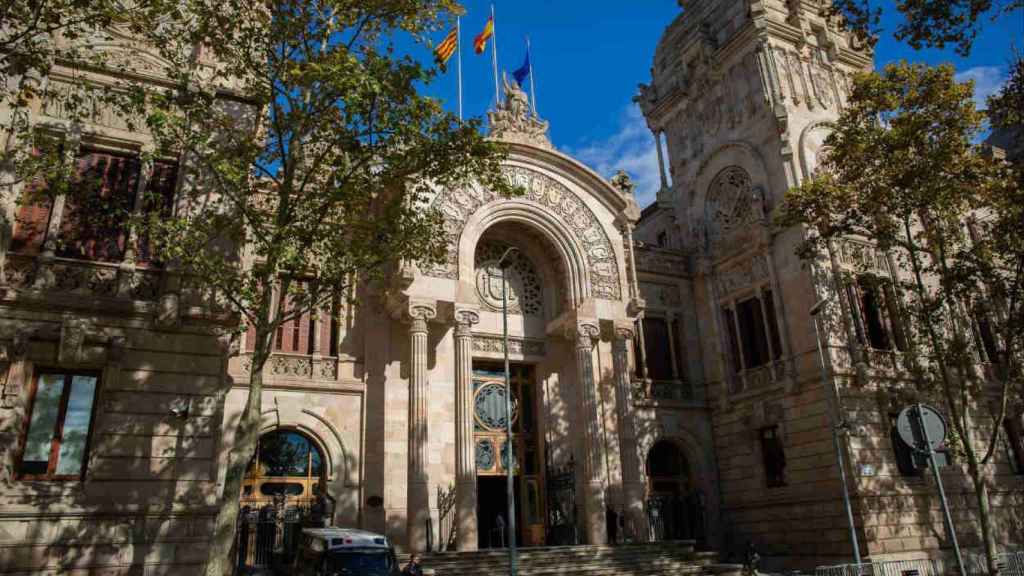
[[609, 170, 636, 196], [487, 73, 551, 149]]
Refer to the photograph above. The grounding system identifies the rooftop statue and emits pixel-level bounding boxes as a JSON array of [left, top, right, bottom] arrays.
[[487, 72, 551, 149]]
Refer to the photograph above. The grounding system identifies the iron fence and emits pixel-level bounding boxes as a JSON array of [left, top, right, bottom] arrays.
[[236, 503, 314, 574], [814, 551, 1024, 576]]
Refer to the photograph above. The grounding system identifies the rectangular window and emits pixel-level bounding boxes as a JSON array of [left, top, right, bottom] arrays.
[[13, 148, 177, 263], [19, 372, 99, 480], [975, 309, 1000, 364], [736, 297, 770, 369], [852, 277, 906, 352], [759, 426, 786, 488], [763, 290, 783, 362], [642, 317, 672, 380], [722, 307, 742, 374]]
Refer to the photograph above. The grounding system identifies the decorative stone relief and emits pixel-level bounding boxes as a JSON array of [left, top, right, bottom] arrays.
[[639, 282, 682, 309], [426, 165, 621, 300], [836, 240, 890, 275], [487, 74, 551, 149], [715, 255, 770, 295], [474, 240, 542, 316], [472, 334, 546, 357], [633, 246, 687, 275], [59, 316, 90, 364], [705, 166, 766, 252]]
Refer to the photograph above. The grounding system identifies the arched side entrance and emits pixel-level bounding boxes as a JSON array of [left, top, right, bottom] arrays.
[[241, 429, 325, 508], [236, 429, 332, 571], [645, 440, 706, 544]]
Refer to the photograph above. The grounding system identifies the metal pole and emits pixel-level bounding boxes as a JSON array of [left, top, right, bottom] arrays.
[[456, 17, 463, 122], [811, 306, 861, 565], [499, 247, 518, 576], [915, 404, 966, 576]]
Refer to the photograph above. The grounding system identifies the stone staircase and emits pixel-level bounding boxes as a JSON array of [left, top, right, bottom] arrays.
[[409, 540, 718, 576]]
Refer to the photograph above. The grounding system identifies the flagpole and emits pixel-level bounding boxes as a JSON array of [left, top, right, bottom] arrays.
[[526, 35, 537, 116], [490, 3, 500, 107], [457, 17, 463, 121]]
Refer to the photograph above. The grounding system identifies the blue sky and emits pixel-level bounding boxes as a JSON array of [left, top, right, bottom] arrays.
[[419, 1, 1022, 207]]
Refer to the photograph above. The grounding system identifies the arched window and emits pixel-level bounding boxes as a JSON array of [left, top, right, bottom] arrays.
[[242, 430, 324, 504], [644, 440, 704, 543]]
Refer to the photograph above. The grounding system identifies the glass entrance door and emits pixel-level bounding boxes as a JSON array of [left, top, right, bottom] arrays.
[[472, 363, 545, 547]]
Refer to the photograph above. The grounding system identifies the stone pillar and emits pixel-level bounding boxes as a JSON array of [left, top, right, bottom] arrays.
[[453, 308, 480, 551], [653, 130, 669, 191], [407, 304, 436, 552], [612, 326, 646, 542], [572, 322, 607, 545]]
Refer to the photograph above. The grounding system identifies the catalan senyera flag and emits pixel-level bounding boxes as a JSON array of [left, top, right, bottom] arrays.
[[474, 16, 494, 54], [434, 27, 458, 68]]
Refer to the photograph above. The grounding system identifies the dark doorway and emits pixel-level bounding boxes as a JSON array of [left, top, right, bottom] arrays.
[[478, 476, 528, 549]]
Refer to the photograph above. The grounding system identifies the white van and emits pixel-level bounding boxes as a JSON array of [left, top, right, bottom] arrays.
[[292, 528, 399, 576]]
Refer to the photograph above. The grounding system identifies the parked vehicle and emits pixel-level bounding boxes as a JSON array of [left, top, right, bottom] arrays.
[[292, 528, 399, 576]]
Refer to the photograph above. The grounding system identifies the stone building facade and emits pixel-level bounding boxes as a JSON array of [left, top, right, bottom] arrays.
[[634, 0, 1024, 568], [0, 1, 1022, 575]]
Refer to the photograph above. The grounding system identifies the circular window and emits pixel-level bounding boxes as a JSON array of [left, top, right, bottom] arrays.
[[474, 381, 518, 431]]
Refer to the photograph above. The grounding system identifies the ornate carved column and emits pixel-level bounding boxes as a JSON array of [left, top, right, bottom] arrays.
[[407, 304, 436, 552], [612, 325, 646, 542], [453, 308, 480, 551], [572, 322, 607, 545]]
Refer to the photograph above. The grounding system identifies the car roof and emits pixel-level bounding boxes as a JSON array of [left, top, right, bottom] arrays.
[[302, 527, 391, 550]]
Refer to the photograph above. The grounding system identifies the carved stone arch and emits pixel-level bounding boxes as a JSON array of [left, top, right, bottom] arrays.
[[260, 404, 350, 484], [639, 427, 712, 488], [458, 200, 592, 309], [798, 120, 833, 180], [428, 164, 622, 301]]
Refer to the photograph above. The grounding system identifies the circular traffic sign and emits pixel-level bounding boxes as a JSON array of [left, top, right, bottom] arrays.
[[896, 404, 948, 452]]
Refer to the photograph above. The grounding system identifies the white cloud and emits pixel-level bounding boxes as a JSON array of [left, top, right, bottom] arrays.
[[562, 103, 663, 208], [955, 65, 1008, 109]]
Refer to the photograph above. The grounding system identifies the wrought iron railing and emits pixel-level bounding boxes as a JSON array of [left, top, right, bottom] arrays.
[[814, 551, 1024, 576], [436, 484, 457, 552]]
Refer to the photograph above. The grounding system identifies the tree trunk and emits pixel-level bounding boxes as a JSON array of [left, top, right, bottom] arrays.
[[968, 462, 1000, 574], [205, 335, 271, 576]]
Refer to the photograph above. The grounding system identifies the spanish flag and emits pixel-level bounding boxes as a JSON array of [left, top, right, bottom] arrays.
[[434, 27, 458, 68], [474, 17, 494, 54]]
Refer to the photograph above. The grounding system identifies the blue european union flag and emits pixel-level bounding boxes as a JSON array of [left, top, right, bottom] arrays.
[[512, 52, 531, 86]]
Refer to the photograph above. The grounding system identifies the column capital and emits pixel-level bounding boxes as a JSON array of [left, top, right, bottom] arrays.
[[569, 322, 600, 349], [452, 306, 480, 329], [407, 302, 437, 333], [613, 324, 636, 342]]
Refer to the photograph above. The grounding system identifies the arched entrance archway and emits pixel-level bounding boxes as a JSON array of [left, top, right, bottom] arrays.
[[645, 440, 706, 543], [241, 429, 325, 508]]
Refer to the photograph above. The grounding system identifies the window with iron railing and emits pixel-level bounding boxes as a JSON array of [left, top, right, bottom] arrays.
[[12, 148, 178, 265]]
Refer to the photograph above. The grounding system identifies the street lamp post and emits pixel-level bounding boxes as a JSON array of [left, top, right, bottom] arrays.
[[498, 247, 519, 576], [810, 297, 862, 566]]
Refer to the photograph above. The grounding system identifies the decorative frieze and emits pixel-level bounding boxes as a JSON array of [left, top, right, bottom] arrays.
[[634, 246, 688, 276], [836, 240, 891, 275], [715, 254, 770, 296], [471, 334, 546, 357]]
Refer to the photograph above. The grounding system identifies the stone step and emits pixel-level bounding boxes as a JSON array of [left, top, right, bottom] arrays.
[[401, 542, 716, 576]]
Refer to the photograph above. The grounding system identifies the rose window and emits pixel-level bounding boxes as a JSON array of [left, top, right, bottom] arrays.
[[474, 240, 543, 316], [473, 380, 519, 431]]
